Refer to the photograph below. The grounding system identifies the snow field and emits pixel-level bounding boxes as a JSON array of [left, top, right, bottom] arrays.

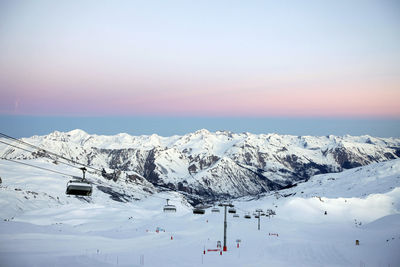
[[0, 158, 400, 266]]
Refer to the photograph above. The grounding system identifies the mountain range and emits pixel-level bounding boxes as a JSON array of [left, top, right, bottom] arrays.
[[2, 129, 399, 203]]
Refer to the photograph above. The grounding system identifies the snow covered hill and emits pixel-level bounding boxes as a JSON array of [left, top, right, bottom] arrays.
[[0, 156, 399, 266], [1, 129, 399, 201]]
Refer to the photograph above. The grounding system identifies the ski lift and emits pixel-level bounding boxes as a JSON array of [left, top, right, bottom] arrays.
[[211, 207, 220, 213], [193, 206, 205, 215], [228, 207, 236, 214], [163, 199, 177, 213], [244, 213, 251, 219], [66, 167, 92, 196], [255, 215, 260, 219], [233, 214, 239, 218]]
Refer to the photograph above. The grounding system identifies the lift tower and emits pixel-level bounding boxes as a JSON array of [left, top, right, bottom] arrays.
[[255, 209, 263, 230], [218, 203, 234, 251]]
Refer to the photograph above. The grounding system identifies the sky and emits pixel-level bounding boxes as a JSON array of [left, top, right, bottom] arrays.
[[0, 1, 399, 137], [0, 116, 399, 138]]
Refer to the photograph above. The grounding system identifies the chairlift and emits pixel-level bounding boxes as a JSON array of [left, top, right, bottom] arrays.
[[228, 207, 236, 214], [233, 214, 239, 218], [66, 179, 92, 196], [211, 207, 220, 213], [255, 215, 260, 219], [66, 167, 92, 196], [163, 199, 177, 213], [193, 206, 205, 215], [244, 213, 251, 219]]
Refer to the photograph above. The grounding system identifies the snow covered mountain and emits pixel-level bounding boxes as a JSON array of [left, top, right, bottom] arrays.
[[0, 154, 399, 266], [1, 129, 399, 202]]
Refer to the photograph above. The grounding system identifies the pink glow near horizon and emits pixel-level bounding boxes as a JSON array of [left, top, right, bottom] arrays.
[[1, 1, 399, 118], [3, 78, 399, 117]]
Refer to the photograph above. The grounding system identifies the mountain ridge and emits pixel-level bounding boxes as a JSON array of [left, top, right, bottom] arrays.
[[1, 129, 399, 201]]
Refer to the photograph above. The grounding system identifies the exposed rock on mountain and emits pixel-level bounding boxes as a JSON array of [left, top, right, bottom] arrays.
[[1, 129, 399, 200]]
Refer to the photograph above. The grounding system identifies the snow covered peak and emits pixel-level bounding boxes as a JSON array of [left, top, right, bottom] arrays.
[[67, 129, 89, 137], [193, 129, 210, 135]]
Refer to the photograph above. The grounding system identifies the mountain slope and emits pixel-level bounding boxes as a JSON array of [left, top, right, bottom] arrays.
[[0, 155, 399, 267], [1, 129, 399, 200]]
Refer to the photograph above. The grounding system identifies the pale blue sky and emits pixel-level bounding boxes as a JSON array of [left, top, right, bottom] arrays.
[[0, 1, 399, 138], [1, 0, 399, 117], [1, 116, 399, 138]]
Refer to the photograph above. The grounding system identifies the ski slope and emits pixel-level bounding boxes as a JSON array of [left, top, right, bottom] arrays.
[[0, 158, 400, 266]]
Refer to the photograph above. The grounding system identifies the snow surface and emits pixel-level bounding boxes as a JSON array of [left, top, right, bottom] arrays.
[[2, 130, 399, 200], [1, 157, 400, 266]]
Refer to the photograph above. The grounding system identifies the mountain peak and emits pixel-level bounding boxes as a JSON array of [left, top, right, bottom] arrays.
[[67, 129, 89, 137], [194, 129, 210, 135]]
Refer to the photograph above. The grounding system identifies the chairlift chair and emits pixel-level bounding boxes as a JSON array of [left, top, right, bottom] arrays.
[[163, 199, 177, 213], [211, 207, 220, 213], [193, 207, 205, 215], [244, 213, 251, 219], [66, 179, 92, 196], [66, 167, 93, 196], [233, 214, 239, 218], [228, 207, 236, 214]]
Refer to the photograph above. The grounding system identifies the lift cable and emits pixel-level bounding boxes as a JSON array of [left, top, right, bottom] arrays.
[[1, 157, 75, 177], [233, 206, 253, 214], [0, 132, 195, 204], [1, 134, 195, 201], [0, 132, 103, 173], [0, 139, 86, 171], [0, 140, 38, 155], [0, 157, 171, 202]]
